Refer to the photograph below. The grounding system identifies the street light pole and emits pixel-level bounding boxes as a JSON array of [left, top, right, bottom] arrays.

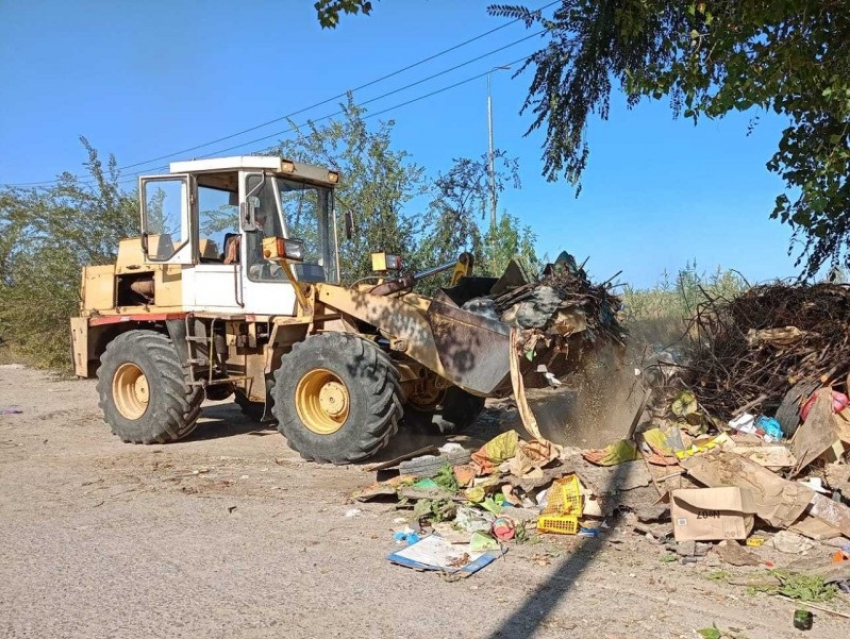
[[487, 65, 510, 236]]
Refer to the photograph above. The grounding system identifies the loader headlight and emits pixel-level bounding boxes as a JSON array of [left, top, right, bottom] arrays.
[[263, 236, 304, 262], [371, 252, 403, 272]]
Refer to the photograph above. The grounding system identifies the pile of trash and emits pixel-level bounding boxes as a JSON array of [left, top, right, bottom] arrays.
[[464, 251, 627, 394], [491, 252, 625, 344], [353, 428, 655, 577], [354, 385, 850, 586], [685, 283, 850, 418]]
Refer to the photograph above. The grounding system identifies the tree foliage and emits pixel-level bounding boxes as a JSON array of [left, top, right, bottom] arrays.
[[274, 97, 537, 283], [314, 0, 375, 28], [419, 150, 537, 279], [274, 97, 427, 281], [313, 1, 850, 278], [0, 139, 137, 368], [488, 0, 850, 277], [420, 150, 518, 271]]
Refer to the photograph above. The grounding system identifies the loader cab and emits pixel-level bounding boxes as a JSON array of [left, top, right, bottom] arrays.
[[136, 156, 340, 315]]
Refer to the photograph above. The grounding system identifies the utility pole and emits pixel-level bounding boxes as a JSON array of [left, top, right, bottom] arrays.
[[487, 65, 510, 237]]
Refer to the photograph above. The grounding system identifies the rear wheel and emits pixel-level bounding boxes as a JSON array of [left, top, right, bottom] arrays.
[[272, 333, 402, 464], [97, 330, 203, 444]]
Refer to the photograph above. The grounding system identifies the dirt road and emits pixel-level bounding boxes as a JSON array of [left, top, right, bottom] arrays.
[[1, 366, 847, 639]]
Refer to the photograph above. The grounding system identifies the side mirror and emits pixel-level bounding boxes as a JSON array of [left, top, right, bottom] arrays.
[[344, 209, 353, 240]]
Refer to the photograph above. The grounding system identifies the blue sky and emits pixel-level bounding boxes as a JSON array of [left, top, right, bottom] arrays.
[[0, 0, 803, 287]]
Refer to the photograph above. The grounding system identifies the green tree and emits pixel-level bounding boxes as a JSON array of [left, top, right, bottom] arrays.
[[418, 150, 522, 277], [0, 138, 137, 368], [314, 0, 376, 28], [273, 96, 428, 282], [484, 211, 539, 277]]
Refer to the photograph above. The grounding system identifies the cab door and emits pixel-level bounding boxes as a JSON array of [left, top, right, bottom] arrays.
[[139, 174, 195, 264], [238, 171, 298, 317]]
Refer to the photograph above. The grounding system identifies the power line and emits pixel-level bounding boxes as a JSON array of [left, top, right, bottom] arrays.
[[138, 50, 536, 177], [105, 33, 541, 185], [3, 0, 557, 188], [107, 49, 536, 188]]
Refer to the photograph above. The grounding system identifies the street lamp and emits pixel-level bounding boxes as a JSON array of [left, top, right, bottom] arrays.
[[487, 65, 511, 236]]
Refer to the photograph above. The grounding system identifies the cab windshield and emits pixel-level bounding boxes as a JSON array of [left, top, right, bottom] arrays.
[[243, 174, 339, 284], [278, 178, 338, 283]]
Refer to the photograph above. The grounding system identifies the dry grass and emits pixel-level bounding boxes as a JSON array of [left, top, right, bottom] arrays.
[[620, 262, 748, 348]]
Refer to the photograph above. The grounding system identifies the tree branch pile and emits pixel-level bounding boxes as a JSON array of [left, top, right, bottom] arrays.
[[489, 260, 626, 347], [686, 283, 850, 418]]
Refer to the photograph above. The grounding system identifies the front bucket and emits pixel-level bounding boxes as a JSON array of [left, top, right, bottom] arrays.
[[426, 299, 512, 396]]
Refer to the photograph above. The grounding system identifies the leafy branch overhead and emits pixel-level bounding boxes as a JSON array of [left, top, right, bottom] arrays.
[[315, 1, 850, 278], [488, 1, 850, 277], [314, 0, 375, 28]]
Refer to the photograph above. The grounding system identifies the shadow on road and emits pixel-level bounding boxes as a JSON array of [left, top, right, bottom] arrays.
[[187, 403, 276, 441], [485, 459, 630, 639]]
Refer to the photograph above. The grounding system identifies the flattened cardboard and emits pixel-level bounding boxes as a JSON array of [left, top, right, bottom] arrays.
[[671, 487, 756, 541], [680, 450, 813, 529], [791, 389, 837, 476], [809, 493, 850, 537], [789, 515, 843, 541]]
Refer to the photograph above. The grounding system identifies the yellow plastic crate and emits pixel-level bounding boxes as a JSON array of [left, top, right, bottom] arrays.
[[543, 474, 583, 516], [537, 514, 579, 535]]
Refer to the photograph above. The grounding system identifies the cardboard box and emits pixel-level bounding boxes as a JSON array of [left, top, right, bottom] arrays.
[[671, 487, 756, 541]]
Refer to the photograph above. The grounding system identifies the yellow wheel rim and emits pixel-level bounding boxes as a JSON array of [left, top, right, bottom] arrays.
[[112, 362, 150, 420], [295, 368, 350, 435]]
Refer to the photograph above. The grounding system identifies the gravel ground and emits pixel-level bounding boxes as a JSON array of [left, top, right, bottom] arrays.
[[1, 365, 848, 639]]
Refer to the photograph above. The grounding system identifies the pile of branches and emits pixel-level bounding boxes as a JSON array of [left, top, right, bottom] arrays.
[[685, 283, 850, 418]]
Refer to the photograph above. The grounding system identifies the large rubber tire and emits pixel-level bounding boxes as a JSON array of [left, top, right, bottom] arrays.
[[405, 387, 486, 435], [97, 330, 203, 444], [776, 380, 820, 438], [272, 333, 402, 464]]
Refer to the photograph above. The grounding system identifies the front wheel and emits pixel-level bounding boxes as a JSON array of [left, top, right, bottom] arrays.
[[272, 333, 402, 464], [96, 330, 203, 444]]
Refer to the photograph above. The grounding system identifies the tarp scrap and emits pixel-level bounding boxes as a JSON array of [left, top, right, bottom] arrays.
[[471, 430, 519, 475]]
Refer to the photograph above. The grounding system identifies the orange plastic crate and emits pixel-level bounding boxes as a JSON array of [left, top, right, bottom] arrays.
[[543, 474, 583, 516], [537, 514, 579, 535]]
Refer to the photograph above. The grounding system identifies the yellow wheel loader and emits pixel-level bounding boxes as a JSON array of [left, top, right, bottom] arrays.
[[70, 156, 616, 463]]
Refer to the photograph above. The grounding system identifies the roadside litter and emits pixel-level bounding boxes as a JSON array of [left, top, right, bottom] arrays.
[[355, 427, 644, 578], [356, 280, 850, 598], [387, 533, 502, 577]]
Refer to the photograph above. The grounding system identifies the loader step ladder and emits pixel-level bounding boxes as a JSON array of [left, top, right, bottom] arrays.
[[183, 314, 248, 389]]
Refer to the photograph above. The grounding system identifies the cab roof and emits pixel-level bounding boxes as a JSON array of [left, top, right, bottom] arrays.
[[168, 155, 339, 187]]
